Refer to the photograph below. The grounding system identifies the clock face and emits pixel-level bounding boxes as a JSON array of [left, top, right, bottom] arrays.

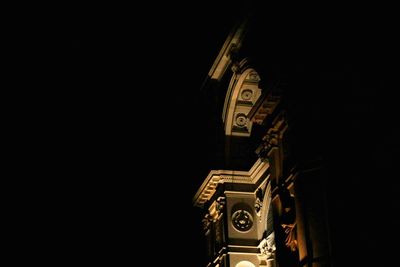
[[232, 210, 253, 232]]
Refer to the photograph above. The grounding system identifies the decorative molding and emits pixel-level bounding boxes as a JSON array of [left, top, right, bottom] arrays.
[[193, 159, 270, 207], [257, 232, 276, 267], [255, 112, 288, 182], [258, 232, 276, 258], [232, 210, 254, 232], [216, 197, 226, 214], [248, 91, 281, 125], [202, 214, 213, 231], [207, 18, 249, 82], [255, 181, 271, 220], [223, 67, 262, 137]]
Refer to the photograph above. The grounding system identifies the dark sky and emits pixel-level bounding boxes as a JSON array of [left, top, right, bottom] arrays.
[[58, 3, 399, 266], [60, 3, 240, 266]]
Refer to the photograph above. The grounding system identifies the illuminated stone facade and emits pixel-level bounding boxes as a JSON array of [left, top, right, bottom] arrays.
[[193, 13, 331, 267]]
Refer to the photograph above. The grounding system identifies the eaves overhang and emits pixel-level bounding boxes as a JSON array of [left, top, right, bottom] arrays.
[[193, 158, 270, 207]]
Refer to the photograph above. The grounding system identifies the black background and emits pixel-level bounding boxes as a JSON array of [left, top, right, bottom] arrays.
[[58, 2, 237, 265], [54, 2, 399, 266]]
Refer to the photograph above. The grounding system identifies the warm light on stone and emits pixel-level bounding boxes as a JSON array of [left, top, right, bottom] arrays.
[[194, 7, 330, 267], [236, 261, 256, 267]]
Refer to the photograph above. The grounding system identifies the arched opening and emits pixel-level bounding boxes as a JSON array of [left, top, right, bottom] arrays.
[[235, 260, 256, 267]]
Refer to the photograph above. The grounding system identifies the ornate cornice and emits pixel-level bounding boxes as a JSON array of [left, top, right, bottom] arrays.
[[248, 91, 281, 125], [207, 18, 249, 82], [255, 112, 287, 159], [193, 159, 270, 207], [254, 112, 288, 183]]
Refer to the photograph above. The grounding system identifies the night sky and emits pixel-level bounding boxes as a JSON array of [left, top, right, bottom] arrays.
[[61, 2, 239, 266], [59, 2, 399, 266]]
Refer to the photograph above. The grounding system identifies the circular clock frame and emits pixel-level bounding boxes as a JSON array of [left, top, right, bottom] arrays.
[[231, 209, 253, 232]]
